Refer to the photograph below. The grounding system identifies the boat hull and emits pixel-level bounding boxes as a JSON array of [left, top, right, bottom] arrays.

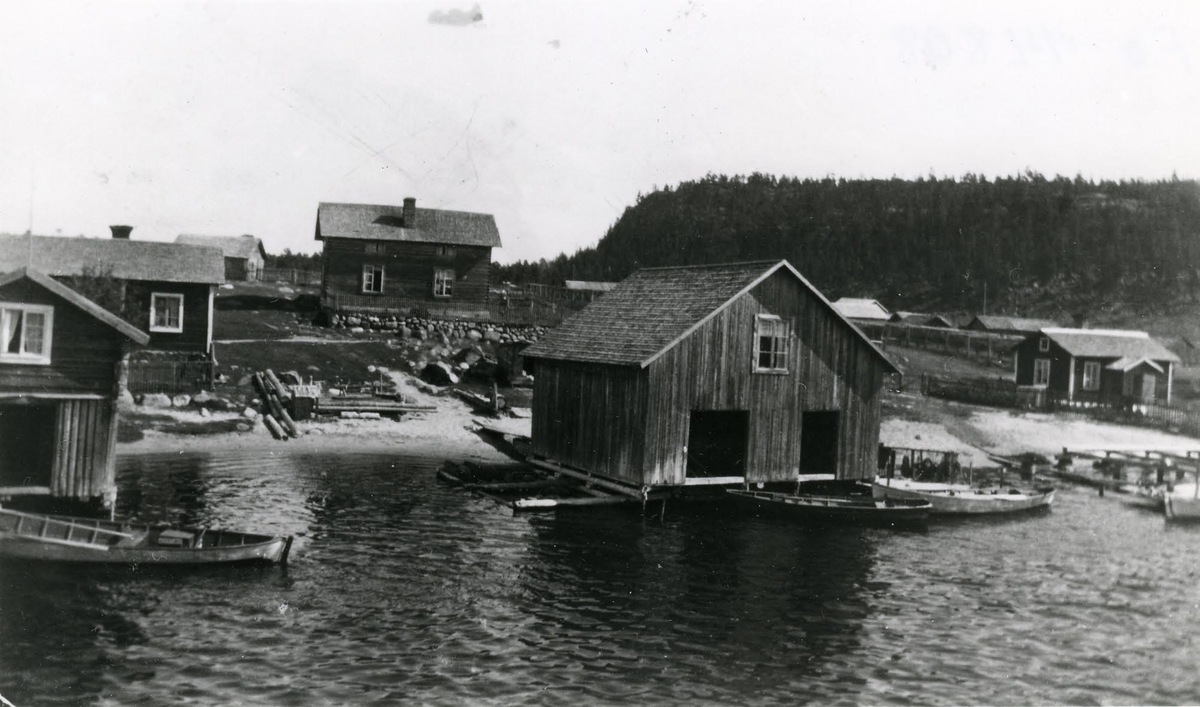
[[872, 479, 1055, 515], [0, 509, 292, 565], [1165, 495, 1200, 522], [727, 489, 930, 527]]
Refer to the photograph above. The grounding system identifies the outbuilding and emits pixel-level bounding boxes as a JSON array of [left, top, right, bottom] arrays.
[[521, 260, 897, 490], [0, 268, 149, 512]]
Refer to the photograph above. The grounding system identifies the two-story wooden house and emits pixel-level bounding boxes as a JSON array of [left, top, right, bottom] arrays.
[[521, 260, 897, 491], [0, 268, 148, 512], [315, 198, 502, 319], [1013, 327, 1179, 405]]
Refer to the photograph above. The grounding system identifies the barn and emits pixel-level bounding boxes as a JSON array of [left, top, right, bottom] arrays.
[[521, 260, 897, 490], [0, 268, 149, 512]]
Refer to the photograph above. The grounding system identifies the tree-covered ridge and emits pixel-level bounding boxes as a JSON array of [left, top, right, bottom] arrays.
[[497, 173, 1200, 314]]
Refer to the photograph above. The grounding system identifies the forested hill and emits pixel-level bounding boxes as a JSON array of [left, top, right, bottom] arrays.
[[498, 174, 1200, 315]]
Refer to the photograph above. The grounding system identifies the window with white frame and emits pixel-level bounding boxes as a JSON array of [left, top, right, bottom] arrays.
[[433, 268, 454, 297], [754, 314, 790, 373], [365, 242, 385, 254], [0, 303, 53, 365], [362, 264, 384, 294], [1038, 336, 1050, 352], [150, 293, 184, 333], [1082, 361, 1101, 391], [1033, 358, 1051, 386], [436, 245, 456, 258]]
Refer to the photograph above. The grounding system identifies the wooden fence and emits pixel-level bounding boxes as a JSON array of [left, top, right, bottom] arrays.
[[259, 268, 322, 286], [127, 360, 215, 395], [856, 321, 1023, 369]]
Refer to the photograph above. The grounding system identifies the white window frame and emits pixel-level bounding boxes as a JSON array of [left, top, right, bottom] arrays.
[[1038, 336, 1050, 352], [1082, 361, 1101, 391], [433, 268, 454, 297], [1033, 358, 1051, 386], [365, 242, 385, 254], [149, 293, 184, 333], [753, 314, 790, 374], [362, 264, 385, 294], [0, 303, 53, 365], [436, 245, 456, 258]]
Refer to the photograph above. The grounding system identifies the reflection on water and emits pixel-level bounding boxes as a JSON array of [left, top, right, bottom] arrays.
[[3, 450, 1200, 705]]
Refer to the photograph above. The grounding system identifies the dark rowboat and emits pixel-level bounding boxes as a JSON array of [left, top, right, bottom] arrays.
[[0, 508, 293, 565], [727, 488, 931, 527]]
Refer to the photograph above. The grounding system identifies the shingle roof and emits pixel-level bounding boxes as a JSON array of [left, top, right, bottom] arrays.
[[315, 202, 502, 247], [890, 311, 955, 327], [1106, 357, 1164, 374], [524, 260, 896, 371], [1041, 328, 1180, 363], [831, 298, 891, 320], [0, 235, 225, 284], [0, 267, 149, 344], [564, 280, 618, 292], [175, 234, 265, 260], [970, 314, 1060, 333]]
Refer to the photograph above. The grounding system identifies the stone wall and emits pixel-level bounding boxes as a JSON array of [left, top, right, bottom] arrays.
[[327, 311, 546, 345]]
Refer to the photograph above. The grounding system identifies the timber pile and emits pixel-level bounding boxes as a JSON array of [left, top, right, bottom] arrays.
[[254, 370, 301, 441]]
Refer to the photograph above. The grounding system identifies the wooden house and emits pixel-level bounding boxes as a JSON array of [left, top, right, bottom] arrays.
[[315, 198, 502, 319], [1013, 328, 1179, 405], [0, 231, 224, 355], [890, 311, 955, 328], [175, 234, 266, 281], [521, 260, 897, 490], [0, 268, 148, 511], [831, 297, 891, 324], [965, 314, 1060, 336]]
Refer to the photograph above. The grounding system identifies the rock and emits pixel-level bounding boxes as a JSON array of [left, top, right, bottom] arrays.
[[141, 393, 172, 409], [235, 421, 253, 432], [484, 330, 502, 343], [171, 394, 192, 407], [420, 361, 460, 386], [241, 407, 260, 420], [458, 362, 470, 371], [340, 411, 360, 419], [237, 374, 253, 387], [466, 329, 482, 341], [350, 327, 365, 334], [116, 389, 136, 413], [199, 407, 212, 418], [306, 365, 321, 372], [192, 390, 216, 405]]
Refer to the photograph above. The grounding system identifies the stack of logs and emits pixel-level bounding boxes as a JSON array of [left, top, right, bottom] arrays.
[[254, 369, 301, 441]]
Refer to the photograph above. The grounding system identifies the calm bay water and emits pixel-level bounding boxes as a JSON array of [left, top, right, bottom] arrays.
[[4, 450, 1200, 706]]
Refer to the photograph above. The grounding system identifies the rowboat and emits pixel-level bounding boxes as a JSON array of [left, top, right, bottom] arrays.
[[1118, 483, 1167, 511], [0, 507, 293, 565], [1164, 483, 1200, 522], [727, 488, 931, 527], [872, 477, 1056, 515]]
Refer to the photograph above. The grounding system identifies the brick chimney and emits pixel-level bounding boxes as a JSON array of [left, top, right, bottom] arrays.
[[110, 225, 133, 240], [402, 197, 416, 227]]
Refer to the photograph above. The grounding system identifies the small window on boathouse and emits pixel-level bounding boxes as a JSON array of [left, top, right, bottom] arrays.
[[754, 314, 789, 374], [1039, 336, 1050, 352]]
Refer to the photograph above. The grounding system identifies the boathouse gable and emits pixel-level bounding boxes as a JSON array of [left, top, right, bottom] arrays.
[[0, 268, 148, 509], [524, 260, 896, 489]]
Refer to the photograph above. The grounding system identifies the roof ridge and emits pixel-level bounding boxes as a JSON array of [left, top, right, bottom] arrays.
[[634, 259, 784, 273]]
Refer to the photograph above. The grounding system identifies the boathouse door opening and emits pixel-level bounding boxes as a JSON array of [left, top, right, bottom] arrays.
[[685, 410, 748, 480], [0, 401, 57, 491], [800, 411, 840, 475]]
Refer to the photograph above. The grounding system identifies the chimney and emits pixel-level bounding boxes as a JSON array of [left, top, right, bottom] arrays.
[[402, 197, 416, 226], [1072, 311, 1090, 329], [110, 225, 133, 240]]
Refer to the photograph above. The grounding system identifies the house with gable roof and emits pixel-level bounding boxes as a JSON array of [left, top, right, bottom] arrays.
[[315, 197, 502, 318], [1013, 327, 1180, 405], [521, 260, 898, 490], [830, 297, 891, 324], [175, 234, 266, 281], [0, 267, 149, 511]]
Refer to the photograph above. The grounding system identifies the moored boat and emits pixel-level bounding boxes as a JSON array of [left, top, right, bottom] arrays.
[[1164, 483, 1200, 522], [0, 508, 293, 564], [727, 488, 931, 527], [872, 477, 1056, 515]]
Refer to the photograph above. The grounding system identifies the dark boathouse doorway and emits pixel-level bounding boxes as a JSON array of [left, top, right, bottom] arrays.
[[0, 402, 57, 490], [686, 410, 748, 479], [800, 410, 840, 475]]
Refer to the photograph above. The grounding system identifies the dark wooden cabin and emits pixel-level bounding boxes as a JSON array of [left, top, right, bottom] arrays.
[[1013, 328, 1179, 405], [964, 314, 1060, 336], [176, 234, 266, 281], [0, 231, 224, 355], [0, 268, 149, 511], [521, 260, 898, 490], [315, 197, 502, 319]]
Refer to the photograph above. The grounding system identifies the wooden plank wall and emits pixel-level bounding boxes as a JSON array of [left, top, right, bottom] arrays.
[[126, 281, 213, 353], [50, 399, 116, 501], [321, 239, 492, 309], [529, 361, 648, 484]]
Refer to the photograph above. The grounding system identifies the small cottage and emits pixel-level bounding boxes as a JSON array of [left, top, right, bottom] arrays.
[[0, 268, 148, 511], [964, 314, 1060, 336], [522, 260, 897, 490], [176, 234, 266, 281], [890, 311, 955, 328], [1013, 328, 1179, 405], [315, 197, 502, 318]]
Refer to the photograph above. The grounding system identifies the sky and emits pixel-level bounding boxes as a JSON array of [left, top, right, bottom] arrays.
[[1, 1, 1198, 264]]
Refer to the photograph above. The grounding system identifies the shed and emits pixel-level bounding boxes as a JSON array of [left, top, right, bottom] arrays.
[[175, 234, 266, 281], [964, 314, 1060, 336], [0, 268, 149, 511], [522, 260, 897, 490], [889, 311, 955, 328], [1013, 328, 1179, 405]]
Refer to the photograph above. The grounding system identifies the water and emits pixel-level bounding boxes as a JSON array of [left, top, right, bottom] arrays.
[[4, 451, 1200, 706]]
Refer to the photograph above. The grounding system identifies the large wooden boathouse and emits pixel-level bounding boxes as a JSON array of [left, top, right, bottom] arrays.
[[521, 260, 897, 490], [0, 268, 148, 511]]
